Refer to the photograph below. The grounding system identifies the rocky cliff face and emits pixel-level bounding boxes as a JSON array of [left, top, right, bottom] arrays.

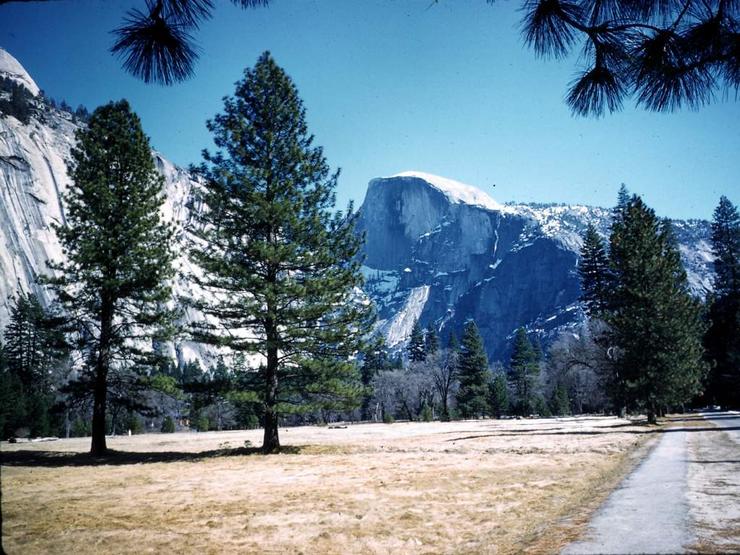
[[357, 172, 714, 360], [0, 49, 715, 365], [0, 48, 211, 367]]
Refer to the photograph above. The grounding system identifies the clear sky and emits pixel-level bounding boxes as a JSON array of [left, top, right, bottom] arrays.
[[1, 0, 738, 220]]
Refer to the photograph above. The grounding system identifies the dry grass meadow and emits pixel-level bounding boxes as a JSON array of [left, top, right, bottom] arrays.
[[1, 416, 655, 554]]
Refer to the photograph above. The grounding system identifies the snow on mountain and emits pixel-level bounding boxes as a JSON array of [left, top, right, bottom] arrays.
[[388, 171, 509, 212], [0, 49, 718, 365], [357, 172, 715, 359], [0, 48, 40, 96]]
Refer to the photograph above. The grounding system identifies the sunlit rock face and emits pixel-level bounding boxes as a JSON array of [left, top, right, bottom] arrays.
[[0, 48, 715, 364], [0, 48, 215, 368], [357, 172, 714, 360]]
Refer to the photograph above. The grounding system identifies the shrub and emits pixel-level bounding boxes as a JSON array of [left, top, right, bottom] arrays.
[[420, 404, 433, 422], [161, 416, 175, 433], [382, 412, 395, 424]]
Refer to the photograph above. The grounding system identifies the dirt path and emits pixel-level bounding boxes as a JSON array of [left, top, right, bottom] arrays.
[[563, 412, 740, 554]]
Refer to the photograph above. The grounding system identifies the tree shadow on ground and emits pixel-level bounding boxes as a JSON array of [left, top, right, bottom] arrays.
[[0, 445, 304, 468], [687, 460, 740, 464]]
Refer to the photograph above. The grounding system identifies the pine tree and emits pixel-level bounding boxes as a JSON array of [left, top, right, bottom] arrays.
[[187, 52, 372, 453], [579, 224, 612, 315], [456, 321, 490, 418], [704, 196, 740, 408], [510, 327, 539, 416], [489, 373, 509, 418], [711, 197, 740, 298], [2, 293, 68, 437], [425, 325, 439, 357], [46, 100, 175, 455], [408, 320, 426, 362], [550, 383, 571, 416], [608, 196, 706, 423]]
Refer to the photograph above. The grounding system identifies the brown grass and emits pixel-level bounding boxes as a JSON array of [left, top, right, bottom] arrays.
[[1, 416, 654, 554]]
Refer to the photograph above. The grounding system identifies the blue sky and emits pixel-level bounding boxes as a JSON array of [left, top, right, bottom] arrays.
[[1, 0, 738, 219]]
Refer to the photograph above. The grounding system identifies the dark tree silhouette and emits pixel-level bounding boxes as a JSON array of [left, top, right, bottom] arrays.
[[0, 0, 269, 85], [515, 0, 740, 115]]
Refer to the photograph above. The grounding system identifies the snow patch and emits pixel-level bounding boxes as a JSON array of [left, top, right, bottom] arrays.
[[389, 171, 509, 212], [383, 285, 430, 348]]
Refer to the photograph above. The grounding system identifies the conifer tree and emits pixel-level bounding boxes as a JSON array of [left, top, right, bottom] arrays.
[[408, 320, 426, 363], [425, 325, 439, 356], [2, 293, 68, 437], [579, 224, 612, 315], [510, 327, 539, 416], [47, 100, 175, 455], [456, 321, 490, 418], [489, 373, 509, 418], [608, 196, 706, 423], [704, 196, 740, 407], [187, 52, 372, 453], [550, 383, 571, 416]]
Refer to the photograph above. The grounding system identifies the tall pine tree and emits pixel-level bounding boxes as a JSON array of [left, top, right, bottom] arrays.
[[187, 53, 373, 453], [704, 196, 740, 407], [47, 100, 175, 455], [407, 320, 426, 362], [510, 327, 539, 416], [455, 321, 490, 418], [579, 224, 612, 315], [2, 293, 68, 437], [425, 324, 439, 357], [608, 196, 706, 423]]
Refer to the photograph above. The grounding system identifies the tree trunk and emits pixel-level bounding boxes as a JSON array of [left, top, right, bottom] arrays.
[[262, 320, 280, 454], [647, 404, 657, 425], [90, 303, 113, 456]]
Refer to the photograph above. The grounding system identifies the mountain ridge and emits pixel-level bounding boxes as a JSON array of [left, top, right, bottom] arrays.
[[0, 48, 715, 364]]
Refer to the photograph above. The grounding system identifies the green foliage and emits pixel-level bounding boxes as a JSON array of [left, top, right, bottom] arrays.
[[704, 196, 740, 408], [382, 412, 395, 424], [161, 415, 176, 433], [510, 328, 539, 416], [608, 196, 707, 422], [532, 395, 551, 417], [407, 320, 426, 362], [194, 413, 210, 432], [420, 403, 433, 422], [71, 417, 91, 438], [187, 52, 373, 452], [550, 383, 571, 416], [46, 100, 175, 455], [520, 0, 740, 115], [579, 224, 612, 315], [126, 412, 144, 434], [489, 373, 509, 418], [424, 325, 439, 356], [1, 293, 68, 438], [456, 321, 490, 418], [0, 76, 34, 124]]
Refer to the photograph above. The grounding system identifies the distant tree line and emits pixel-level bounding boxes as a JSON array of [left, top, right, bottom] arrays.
[[0, 75, 91, 126]]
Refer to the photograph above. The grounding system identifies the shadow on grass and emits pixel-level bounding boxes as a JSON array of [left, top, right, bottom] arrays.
[[687, 460, 740, 464], [0, 445, 304, 468]]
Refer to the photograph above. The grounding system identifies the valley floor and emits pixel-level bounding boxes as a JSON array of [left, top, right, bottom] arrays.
[[2, 416, 658, 554]]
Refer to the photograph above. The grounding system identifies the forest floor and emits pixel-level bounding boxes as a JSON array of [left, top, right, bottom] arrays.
[[2, 415, 658, 554]]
